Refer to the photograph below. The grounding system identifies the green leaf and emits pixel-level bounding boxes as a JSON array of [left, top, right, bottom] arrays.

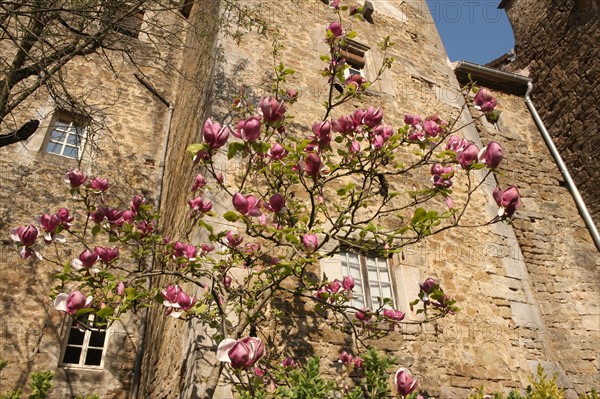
[[346, 30, 358, 39], [91, 225, 101, 236], [125, 287, 137, 300], [186, 143, 205, 155], [96, 307, 114, 319], [411, 208, 427, 224], [223, 211, 239, 222], [227, 142, 245, 160]]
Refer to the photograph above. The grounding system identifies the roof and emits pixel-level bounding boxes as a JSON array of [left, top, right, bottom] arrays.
[[452, 60, 531, 96]]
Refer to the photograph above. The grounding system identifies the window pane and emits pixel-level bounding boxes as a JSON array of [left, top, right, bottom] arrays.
[[381, 284, 392, 298], [63, 146, 78, 159], [46, 142, 62, 154], [85, 349, 103, 366], [66, 133, 81, 145], [49, 130, 67, 141], [63, 347, 82, 364], [367, 266, 378, 281], [67, 328, 85, 345], [89, 331, 106, 347]]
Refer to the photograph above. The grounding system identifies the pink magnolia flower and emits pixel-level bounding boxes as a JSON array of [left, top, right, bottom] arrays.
[[64, 170, 87, 187], [423, 119, 442, 138], [362, 106, 383, 128], [431, 163, 454, 188], [331, 115, 355, 135], [131, 195, 145, 212], [122, 210, 136, 224], [95, 246, 119, 263], [456, 143, 480, 169], [479, 141, 504, 169], [286, 88, 298, 100], [191, 174, 207, 192], [233, 116, 262, 142], [383, 309, 405, 321], [404, 114, 422, 126], [326, 21, 343, 38], [353, 357, 364, 369], [54, 291, 93, 315], [338, 351, 353, 365], [217, 337, 265, 369], [57, 208, 74, 229], [311, 120, 331, 148], [161, 284, 195, 318], [493, 185, 522, 218], [225, 231, 243, 247], [203, 118, 230, 150], [89, 206, 107, 224], [395, 368, 418, 397], [90, 176, 109, 192], [349, 140, 360, 154], [117, 282, 126, 296], [71, 248, 99, 270], [474, 88, 497, 112], [223, 275, 232, 289], [268, 143, 288, 160], [420, 277, 438, 294], [259, 97, 286, 124], [304, 152, 322, 178], [355, 308, 371, 322], [342, 275, 355, 291], [10, 225, 39, 247], [282, 357, 297, 368], [445, 134, 469, 152], [267, 193, 286, 213], [188, 196, 212, 213], [302, 233, 318, 253], [232, 193, 262, 217], [345, 74, 367, 91]]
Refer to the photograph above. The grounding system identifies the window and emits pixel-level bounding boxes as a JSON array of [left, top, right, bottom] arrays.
[[340, 250, 395, 309], [178, 0, 194, 18], [44, 114, 87, 159], [339, 40, 369, 79], [104, 5, 144, 38], [60, 315, 108, 368]]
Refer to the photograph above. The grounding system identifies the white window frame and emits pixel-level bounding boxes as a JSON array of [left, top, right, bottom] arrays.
[[44, 113, 88, 160], [59, 314, 109, 369], [340, 250, 396, 310]]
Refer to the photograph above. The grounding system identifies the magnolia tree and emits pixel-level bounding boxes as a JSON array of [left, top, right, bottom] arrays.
[[9, 5, 521, 399]]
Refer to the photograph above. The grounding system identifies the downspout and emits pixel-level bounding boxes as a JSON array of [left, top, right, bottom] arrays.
[[524, 82, 600, 251], [130, 73, 174, 399]]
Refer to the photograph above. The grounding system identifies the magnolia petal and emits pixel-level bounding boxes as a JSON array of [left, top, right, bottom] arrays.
[[9, 228, 21, 242], [54, 234, 67, 243], [54, 293, 69, 312], [169, 311, 183, 318], [71, 259, 83, 270], [85, 296, 93, 307], [216, 338, 237, 363]]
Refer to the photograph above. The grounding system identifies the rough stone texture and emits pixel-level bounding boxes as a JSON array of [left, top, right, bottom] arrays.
[[469, 90, 600, 395], [490, 0, 600, 225], [1, 0, 598, 398], [138, 1, 598, 398], [0, 7, 185, 398]]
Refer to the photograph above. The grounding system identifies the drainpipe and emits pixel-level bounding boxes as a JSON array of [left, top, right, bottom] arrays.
[[524, 82, 600, 251], [130, 73, 174, 398]]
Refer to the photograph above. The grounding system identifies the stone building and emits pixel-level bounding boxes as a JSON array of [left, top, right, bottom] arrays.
[[491, 0, 600, 225], [0, 1, 598, 399]]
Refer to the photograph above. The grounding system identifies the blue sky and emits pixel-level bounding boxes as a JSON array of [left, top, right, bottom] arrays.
[[425, 0, 515, 64]]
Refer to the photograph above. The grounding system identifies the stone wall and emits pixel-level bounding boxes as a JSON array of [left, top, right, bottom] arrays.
[[469, 90, 600, 395], [136, 0, 598, 398], [0, 7, 186, 398], [493, 0, 600, 225]]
